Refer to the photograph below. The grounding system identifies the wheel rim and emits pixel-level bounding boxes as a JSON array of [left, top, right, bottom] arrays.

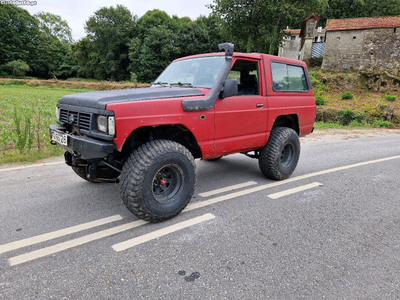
[[280, 143, 294, 168], [152, 164, 184, 204]]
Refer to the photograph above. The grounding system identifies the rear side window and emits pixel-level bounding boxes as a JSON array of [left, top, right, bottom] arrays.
[[271, 62, 308, 92]]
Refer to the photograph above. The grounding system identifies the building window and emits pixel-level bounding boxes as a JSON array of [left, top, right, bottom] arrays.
[[394, 28, 397, 33], [291, 36, 296, 40], [353, 36, 357, 39], [337, 37, 340, 40], [314, 37, 318, 42]]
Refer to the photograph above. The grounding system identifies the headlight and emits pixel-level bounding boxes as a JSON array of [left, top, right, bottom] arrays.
[[56, 107, 60, 120], [97, 115, 115, 136], [97, 115, 108, 133]]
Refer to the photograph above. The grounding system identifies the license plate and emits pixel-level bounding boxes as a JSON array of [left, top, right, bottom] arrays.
[[51, 130, 68, 146]]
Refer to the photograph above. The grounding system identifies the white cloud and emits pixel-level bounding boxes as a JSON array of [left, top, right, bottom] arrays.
[[23, 0, 213, 41]]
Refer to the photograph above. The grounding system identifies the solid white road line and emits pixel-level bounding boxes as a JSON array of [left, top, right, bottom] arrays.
[[112, 213, 215, 252], [268, 182, 322, 199], [0, 161, 64, 173], [199, 181, 257, 197], [8, 219, 147, 266], [0, 215, 123, 255], [184, 155, 400, 212]]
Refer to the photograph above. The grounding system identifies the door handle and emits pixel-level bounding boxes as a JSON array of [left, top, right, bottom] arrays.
[[256, 103, 264, 107]]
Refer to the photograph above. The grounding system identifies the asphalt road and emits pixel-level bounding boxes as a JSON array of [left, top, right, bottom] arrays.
[[1, 129, 399, 299]]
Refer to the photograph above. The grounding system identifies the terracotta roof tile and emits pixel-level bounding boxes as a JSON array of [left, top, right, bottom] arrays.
[[326, 16, 400, 31], [285, 28, 325, 34]]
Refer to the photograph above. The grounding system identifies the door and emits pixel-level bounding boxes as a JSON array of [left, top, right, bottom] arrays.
[[214, 58, 268, 155]]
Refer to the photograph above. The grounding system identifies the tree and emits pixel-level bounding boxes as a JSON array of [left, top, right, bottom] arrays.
[[137, 9, 172, 39], [34, 12, 73, 44], [0, 4, 40, 66], [71, 37, 105, 80], [317, 0, 400, 26], [176, 20, 211, 57], [134, 26, 180, 82], [85, 5, 137, 81], [209, 0, 327, 55], [4, 60, 30, 76], [198, 15, 226, 52]]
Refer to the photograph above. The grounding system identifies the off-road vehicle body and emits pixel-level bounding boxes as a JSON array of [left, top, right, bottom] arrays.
[[49, 43, 315, 222]]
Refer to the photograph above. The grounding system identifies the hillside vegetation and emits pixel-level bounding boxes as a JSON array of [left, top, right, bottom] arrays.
[[310, 69, 400, 129]]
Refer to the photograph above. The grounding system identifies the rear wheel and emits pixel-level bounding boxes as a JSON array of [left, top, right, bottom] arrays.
[[119, 140, 197, 222], [258, 127, 300, 180]]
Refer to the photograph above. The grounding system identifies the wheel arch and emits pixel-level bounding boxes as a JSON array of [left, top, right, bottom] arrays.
[[121, 124, 202, 159], [271, 114, 300, 135]]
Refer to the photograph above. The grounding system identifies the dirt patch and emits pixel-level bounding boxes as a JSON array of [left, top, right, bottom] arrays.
[[0, 78, 150, 90], [301, 128, 400, 143]]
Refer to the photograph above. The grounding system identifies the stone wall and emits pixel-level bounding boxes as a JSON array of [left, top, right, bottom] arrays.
[[278, 34, 301, 60], [322, 28, 400, 75]]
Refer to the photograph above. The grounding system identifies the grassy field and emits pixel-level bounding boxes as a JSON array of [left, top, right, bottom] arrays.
[[0, 84, 93, 165]]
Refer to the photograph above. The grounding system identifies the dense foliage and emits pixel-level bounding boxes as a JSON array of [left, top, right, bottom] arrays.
[[1, 1, 399, 82]]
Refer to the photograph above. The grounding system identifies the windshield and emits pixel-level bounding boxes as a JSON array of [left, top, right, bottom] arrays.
[[152, 56, 225, 89]]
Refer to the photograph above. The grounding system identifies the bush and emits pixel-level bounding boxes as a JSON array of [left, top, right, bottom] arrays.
[[4, 60, 31, 77], [308, 71, 321, 85], [338, 109, 355, 125], [385, 95, 397, 102], [315, 95, 327, 105], [309, 57, 323, 67], [375, 120, 391, 128], [341, 91, 354, 100]]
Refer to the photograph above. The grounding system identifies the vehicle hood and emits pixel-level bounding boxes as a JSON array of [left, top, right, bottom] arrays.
[[58, 87, 205, 110]]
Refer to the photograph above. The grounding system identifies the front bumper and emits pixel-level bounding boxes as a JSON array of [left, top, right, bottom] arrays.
[[49, 125, 115, 160]]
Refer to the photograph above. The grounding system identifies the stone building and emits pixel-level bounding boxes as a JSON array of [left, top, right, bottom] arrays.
[[278, 16, 325, 60], [321, 16, 400, 75]]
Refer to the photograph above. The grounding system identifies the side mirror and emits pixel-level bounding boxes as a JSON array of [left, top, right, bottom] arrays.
[[222, 79, 238, 98]]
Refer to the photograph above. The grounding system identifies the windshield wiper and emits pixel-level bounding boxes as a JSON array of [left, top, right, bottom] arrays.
[[151, 81, 168, 86], [169, 82, 193, 87]]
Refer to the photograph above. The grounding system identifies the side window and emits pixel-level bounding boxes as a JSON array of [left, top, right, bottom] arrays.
[[271, 62, 288, 91], [227, 60, 260, 95], [271, 62, 308, 92], [287, 65, 308, 91]]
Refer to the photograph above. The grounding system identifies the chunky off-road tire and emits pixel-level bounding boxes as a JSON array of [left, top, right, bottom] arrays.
[[119, 140, 197, 223], [259, 127, 300, 180]]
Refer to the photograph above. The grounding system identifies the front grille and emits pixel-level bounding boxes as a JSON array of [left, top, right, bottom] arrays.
[[60, 109, 91, 131]]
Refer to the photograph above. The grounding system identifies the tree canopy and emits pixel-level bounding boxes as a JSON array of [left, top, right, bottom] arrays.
[[1, 2, 399, 81]]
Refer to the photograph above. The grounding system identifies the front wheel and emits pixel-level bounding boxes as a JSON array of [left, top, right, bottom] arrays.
[[258, 127, 300, 180], [119, 140, 197, 222]]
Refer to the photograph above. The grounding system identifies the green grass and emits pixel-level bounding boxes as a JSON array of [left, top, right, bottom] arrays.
[[314, 121, 367, 130], [0, 84, 92, 165]]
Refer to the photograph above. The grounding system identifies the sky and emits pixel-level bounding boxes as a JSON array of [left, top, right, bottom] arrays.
[[23, 0, 213, 41]]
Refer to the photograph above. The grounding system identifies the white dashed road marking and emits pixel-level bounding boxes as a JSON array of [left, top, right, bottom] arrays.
[[184, 155, 400, 212], [0, 215, 123, 255], [112, 213, 215, 252], [267, 182, 323, 199], [8, 219, 147, 266], [199, 181, 257, 197], [3, 155, 399, 266]]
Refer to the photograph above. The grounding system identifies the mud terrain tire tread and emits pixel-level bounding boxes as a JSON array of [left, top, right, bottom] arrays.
[[119, 140, 197, 223], [259, 127, 300, 180]]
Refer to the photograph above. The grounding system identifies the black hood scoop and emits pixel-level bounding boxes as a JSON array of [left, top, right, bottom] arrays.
[[58, 87, 205, 110]]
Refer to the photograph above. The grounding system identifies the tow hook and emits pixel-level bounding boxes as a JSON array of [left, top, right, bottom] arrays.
[[86, 162, 99, 180], [64, 151, 73, 166]]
